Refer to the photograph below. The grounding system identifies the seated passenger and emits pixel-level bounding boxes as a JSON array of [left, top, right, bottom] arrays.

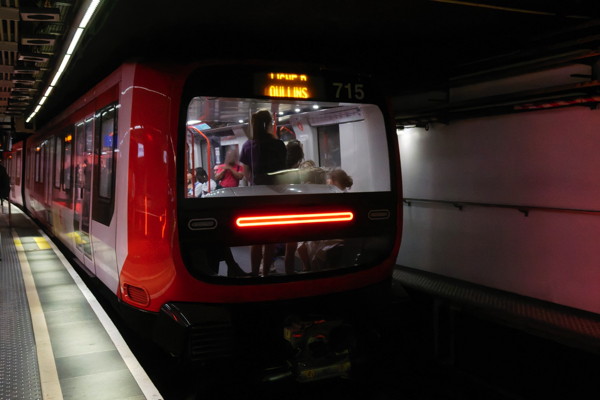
[[286, 139, 304, 169], [299, 165, 327, 185], [192, 167, 216, 198], [328, 169, 353, 192], [299, 160, 316, 169], [214, 149, 244, 188], [186, 170, 194, 197]]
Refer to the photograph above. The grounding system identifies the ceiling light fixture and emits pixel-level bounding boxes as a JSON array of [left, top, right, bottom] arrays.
[[27, 0, 102, 123]]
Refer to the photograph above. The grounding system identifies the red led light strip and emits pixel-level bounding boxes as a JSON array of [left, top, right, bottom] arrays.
[[236, 212, 354, 227]]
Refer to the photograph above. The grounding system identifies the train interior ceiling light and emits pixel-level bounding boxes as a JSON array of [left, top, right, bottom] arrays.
[[0, 0, 102, 145]]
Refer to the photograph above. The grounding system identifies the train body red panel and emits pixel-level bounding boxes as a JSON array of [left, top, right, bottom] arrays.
[[8, 60, 402, 380]]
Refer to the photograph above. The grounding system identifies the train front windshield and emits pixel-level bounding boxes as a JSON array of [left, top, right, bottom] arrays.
[[185, 98, 390, 196], [180, 70, 396, 279]]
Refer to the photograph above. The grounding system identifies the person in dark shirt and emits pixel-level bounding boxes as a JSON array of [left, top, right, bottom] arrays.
[[240, 109, 286, 185]]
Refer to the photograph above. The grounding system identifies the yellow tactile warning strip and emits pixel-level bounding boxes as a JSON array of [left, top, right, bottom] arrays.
[[13, 231, 64, 400], [33, 236, 52, 250], [0, 227, 43, 399], [14, 236, 52, 250]]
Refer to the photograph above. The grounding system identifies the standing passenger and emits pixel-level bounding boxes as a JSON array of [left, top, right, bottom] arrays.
[[240, 110, 287, 276], [240, 110, 286, 185]]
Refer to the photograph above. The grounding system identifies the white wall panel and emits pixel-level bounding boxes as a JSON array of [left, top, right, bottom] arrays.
[[397, 105, 600, 314]]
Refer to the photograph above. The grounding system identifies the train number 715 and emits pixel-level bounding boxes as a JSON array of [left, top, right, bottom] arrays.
[[332, 82, 365, 100]]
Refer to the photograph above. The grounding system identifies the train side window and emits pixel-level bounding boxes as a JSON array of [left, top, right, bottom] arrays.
[[54, 136, 62, 189]]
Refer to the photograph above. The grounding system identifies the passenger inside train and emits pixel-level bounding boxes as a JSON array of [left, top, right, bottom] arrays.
[[213, 148, 243, 188], [190, 167, 216, 198]]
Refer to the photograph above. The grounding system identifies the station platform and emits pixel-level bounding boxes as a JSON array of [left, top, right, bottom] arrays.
[[0, 203, 162, 400]]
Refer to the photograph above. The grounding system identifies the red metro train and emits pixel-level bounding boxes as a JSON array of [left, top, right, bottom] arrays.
[[5, 61, 401, 381]]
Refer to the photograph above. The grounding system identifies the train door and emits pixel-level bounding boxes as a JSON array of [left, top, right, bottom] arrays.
[[6, 149, 22, 204], [14, 149, 22, 205], [90, 105, 118, 290], [43, 139, 53, 225], [73, 117, 95, 272]]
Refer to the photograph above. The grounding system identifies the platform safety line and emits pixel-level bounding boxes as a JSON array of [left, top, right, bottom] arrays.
[[12, 230, 64, 400], [36, 228, 164, 400], [34, 236, 52, 250]]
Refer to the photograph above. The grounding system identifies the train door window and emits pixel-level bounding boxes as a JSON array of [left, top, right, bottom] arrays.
[[93, 105, 118, 226], [34, 147, 41, 183], [75, 123, 85, 194], [42, 141, 49, 183], [26, 150, 30, 184], [6, 155, 12, 179], [85, 118, 94, 153], [36, 141, 49, 184], [44, 140, 51, 183], [31, 148, 36, 184], [74, 120, 93, 256], [39, 144, 44, 183], [16, 150, 21, 180], [83, 118, 94, 211], [63, 134, 73, 190], [98, 106, 116, 199], [54, 136, 62, 189]]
